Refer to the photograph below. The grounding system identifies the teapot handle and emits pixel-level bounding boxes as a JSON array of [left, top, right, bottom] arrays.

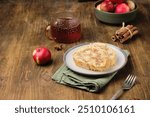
[[45, 24, 55, 40]]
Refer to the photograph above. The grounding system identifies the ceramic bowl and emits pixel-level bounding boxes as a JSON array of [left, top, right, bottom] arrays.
[[94, 0, 138, 24]]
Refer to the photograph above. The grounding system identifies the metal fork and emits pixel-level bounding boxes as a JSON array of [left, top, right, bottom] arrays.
[[110, 74, 136, 100]]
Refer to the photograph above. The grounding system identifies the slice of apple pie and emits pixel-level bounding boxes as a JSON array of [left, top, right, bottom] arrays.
[[73, 43, 116, 71]]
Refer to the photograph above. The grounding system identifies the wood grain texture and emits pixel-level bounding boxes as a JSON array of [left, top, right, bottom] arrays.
[[0, 0, 149, 100]]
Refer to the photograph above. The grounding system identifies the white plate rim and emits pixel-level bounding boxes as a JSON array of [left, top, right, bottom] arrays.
[[63, 43, 128, 76]]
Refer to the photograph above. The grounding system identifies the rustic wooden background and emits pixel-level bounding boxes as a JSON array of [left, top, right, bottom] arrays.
[[0, 0, 149, 99]]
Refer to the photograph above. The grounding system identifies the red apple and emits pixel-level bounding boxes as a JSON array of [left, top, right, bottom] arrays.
[[115, 3, 130, 13], [32, 47, 51, 65], [100, 1, 115, 12], [109, 0, 125, 4]]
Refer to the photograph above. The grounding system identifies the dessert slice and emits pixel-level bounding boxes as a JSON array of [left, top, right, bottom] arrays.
[[73, 43, 116, 71]]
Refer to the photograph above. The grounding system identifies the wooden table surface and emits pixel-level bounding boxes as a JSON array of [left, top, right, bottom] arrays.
[[0, 0, 149, 100]]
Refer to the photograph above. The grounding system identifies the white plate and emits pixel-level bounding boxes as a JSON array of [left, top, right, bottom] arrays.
[[64, 43, 128, 76]]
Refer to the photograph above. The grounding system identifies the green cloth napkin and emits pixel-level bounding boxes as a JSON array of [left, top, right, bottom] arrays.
[[52, 50, 129, 93]]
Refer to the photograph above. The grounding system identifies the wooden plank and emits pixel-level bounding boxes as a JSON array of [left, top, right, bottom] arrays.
[[0, 0, 149, 100]]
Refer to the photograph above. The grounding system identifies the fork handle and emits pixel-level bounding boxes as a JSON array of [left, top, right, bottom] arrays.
[[110, 88, 124, 100]]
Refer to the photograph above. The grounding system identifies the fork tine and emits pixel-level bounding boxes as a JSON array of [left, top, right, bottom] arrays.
[[126, 75, 136, 88], [127, 75, 134, 85], [130, 76, 136, 87], [124, 74, 131, 84]]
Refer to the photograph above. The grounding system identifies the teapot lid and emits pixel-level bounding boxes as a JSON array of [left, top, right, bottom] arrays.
[[54, 17, 80, 29]]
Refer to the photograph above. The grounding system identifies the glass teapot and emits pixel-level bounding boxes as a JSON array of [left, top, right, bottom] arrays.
[[45, 12, 81, 43]]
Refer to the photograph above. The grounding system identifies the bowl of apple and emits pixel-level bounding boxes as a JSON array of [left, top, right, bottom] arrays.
[[95, 0, 138, 24]]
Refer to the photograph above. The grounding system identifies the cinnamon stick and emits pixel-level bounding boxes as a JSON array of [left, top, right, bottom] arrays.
[[120, 30, 139, 43], [111, 23, 139, 43], [111, 35, 117, 41], [116, 25, 133, 36], [122, 27, 138, 39]]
